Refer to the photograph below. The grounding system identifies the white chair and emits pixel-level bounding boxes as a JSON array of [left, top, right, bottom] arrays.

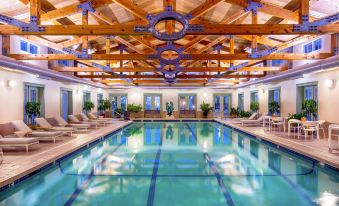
[[301, 121, 319, 139], [317, 120, 326, 138], [271, 117, 285, 132]]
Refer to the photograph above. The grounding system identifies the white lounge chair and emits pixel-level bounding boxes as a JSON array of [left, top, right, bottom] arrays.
[[241, 113, 267, 126], [79, 113, 109, 125], [301, 121, 319, 139], [11, 120, 63, 143], [232, 113, 258, 123], [0, 134, 39, 152], [68, 115, 102, 128], [88, 112, 113, 122], [54, 116, 90, 133], [35, 118, 76, 136]]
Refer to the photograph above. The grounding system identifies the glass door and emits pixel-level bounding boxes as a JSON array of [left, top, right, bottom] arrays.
[[110, 94, 128, 116], [61, 89, 73, 120], [24, 84, 44, 124], [213, 94, 231, 118], [144, 94, 162, 111]]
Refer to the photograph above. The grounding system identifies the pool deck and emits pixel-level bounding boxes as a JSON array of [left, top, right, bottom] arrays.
[[1, 118, 338, 190], [215, 119, 339, 170], [0, 120, 132, 189]]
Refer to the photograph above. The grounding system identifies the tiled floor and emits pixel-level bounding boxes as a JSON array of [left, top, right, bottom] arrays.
[[0, 120, 132, 188], [215, 119, 339, 169]]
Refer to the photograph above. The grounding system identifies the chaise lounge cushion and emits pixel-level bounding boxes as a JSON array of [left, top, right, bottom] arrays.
[[54, 116, 90, 128], [35, 118, 75, 132], [11, 120, 62, 137], [0, 137, 38, 145]]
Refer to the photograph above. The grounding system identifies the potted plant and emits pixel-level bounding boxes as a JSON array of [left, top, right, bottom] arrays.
[[83, 101, 94, 114], [250, 101, 259, 113], [302, 99, 318, 120], [114, 108, 123, 118], [127, 104, 143, 119], [25, 102, 41, 127], [239, 110, 252, 118], [165, 101, 174, 119], [287, 112, 306, 121], [268, 101, 280, 117], [98, 100, 105, 116], [102, 99, 112, 118], [200, 102, 213, 118], [230, 107, 239, 118]]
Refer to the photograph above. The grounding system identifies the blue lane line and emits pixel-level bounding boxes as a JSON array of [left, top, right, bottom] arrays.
[[186, 123, 235, 206], [146, 135, 163, 206], [63, 136, 128, 206]]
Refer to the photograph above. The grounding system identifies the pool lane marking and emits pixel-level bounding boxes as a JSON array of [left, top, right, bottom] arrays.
[[146, 127, 163, 206], [63, 126, 136, 206], [186, 123, 235, 206]]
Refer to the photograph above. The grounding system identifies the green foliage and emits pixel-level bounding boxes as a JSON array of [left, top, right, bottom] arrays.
[[302, 99, 318, 119], [83, 101, 94, 112], [127, 104, 143, 113], [268, 101, 280, 115], [166, 101, 174, 116], [102, 99, 112, 111], [287, 112, 306, 121], [200, 101, 213, 117], [239, 110, 252, 118], [97, 100, 105, 112], [230, 107, 239, 117], [25, 102, 41, 124], [250, 101, 259, 112], [200, 123, 212, 138], [114, 108, 123, 116]]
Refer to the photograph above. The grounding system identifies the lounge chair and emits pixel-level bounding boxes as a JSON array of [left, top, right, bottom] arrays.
[[83, 113, 111, 125], [68, 115, 102, 128], [0, 134, 39, 152], [241, 113, 267, 126], [231, 112, 258, 123], [53, 116, 90, 133], [11, 120, 63, 143], [35, 118, 76, 136], [88, 113, 113, 123]]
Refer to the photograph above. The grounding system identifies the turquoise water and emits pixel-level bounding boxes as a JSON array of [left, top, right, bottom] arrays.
[[0, 122, 338, 206]]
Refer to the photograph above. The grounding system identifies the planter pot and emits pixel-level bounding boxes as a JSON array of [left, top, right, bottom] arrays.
[[166, 115, 174, 119], [301, 117, 307, 122], [134, 112, 142, 118]]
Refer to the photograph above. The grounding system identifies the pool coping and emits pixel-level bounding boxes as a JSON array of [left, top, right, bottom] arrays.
[[0, 119, 338, 194], [0, 121, 133, 191], [214, 119, 339, 171]]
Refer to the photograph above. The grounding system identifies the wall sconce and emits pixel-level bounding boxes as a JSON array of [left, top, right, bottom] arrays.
[[262, 89, 266, 94], [325, 79, 335, 88], [203, 92, 207, 98], [7, 80, 17, 88]]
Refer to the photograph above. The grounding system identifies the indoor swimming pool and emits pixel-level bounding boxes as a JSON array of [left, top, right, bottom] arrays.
[[0, 121, 338, 206]]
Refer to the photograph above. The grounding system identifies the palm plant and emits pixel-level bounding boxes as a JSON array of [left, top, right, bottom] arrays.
[[83, 101, 94, 113], [200, 102, 213, 117], [302, 99, 318, 120], [268, 101, 280, 116], [25, 102, 41, 125], [250, 101, 259, 112]]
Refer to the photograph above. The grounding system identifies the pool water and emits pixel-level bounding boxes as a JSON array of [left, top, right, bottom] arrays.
[[0, 122, 338, 206]]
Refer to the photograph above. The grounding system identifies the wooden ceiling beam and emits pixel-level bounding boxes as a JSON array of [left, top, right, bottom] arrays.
[[1, 24, 337, 35], [76, 74, 265, 79], [10, 53, 331, 60], [190, 0, 224, 21], [111, 0, 148, 22], [53, 66, 281, 72]]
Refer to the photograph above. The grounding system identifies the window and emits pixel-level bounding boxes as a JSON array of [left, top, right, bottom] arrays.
[[272, 59, 285, 66], [24, 83, 45, 124], [20, 40, 39, 54], [144, 94, 162, 111], [58, 60, 70, 66], [297, 83, 318, 120], [304, 39, 322, 53], [268, 88, 280, 115], [250, 91, 258, 103], [20, 40, 28, 52], [213, 94, 232, 117], [97, 93, 103, 115], [29, 44, 38, 54], [178, 94, 196, 110], [238, 93, 244, 111], [82, 91, 91, 112], [60, 89, 73, 121], [109, 94, 127, 116]]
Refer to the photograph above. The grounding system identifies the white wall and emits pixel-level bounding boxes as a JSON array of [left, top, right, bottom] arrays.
[[10, 36, 49, 69], [0, 68, 107, 123], [234, 67, 339, 123]]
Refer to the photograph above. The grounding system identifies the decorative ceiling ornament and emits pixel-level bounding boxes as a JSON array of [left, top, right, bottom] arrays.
[[134, 6, 204, 41], [149, 41, 191, 64]]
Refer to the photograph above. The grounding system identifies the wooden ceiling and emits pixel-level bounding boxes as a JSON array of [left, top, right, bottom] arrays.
[[0, 0, 338, 87]]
